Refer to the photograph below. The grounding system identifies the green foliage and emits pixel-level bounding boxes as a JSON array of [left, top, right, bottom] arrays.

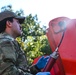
[[17, 35, 52, 65], [20, 14, 52, 65], [1, 5, 12, 11], [1, 5, 52, 65], [21, 14, 46, 41]]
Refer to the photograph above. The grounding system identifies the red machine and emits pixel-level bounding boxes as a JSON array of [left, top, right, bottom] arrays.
[[34, 17, 76, 75]]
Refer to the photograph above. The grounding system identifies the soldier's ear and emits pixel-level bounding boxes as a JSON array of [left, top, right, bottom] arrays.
[[6, 20, 12, 28]]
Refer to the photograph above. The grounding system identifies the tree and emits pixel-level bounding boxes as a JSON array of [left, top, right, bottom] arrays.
[[1, 5, 52, 65]]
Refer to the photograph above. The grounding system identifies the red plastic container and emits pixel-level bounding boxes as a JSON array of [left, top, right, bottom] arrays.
[[46, 17, 76, 75], [33, 17, 76, 75]]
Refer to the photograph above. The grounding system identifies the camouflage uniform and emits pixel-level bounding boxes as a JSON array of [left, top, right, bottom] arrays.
[[0, 33, 40, 75]]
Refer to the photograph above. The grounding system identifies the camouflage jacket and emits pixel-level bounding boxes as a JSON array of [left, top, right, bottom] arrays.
[[0, 33, 40, 75]]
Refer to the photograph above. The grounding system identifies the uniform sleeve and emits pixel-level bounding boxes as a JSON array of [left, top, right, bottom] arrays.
[[29, 64, 41, 75], [13, 40, 41, 75], [0, 40, 32, 75]]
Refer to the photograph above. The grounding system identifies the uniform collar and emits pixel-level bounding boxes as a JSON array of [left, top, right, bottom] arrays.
[[0, 32, 14, 41]]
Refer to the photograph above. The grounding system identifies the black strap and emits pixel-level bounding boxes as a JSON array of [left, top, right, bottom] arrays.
[[58, 31, 65, 48]]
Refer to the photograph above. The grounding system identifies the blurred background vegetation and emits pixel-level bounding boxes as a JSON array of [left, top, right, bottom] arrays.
[[1, 5, 52, 65]]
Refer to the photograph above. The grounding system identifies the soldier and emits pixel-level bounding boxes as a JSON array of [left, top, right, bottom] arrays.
[[0, 11, 50, 75]]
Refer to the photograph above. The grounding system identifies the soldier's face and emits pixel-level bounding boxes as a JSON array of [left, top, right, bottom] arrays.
[[11, 18, 22, 37]]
